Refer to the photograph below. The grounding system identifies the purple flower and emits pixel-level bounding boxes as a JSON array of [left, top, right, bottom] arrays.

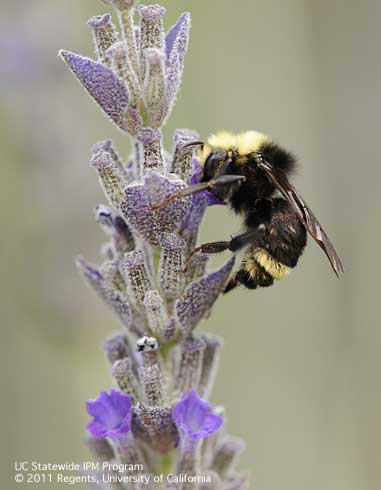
[[86, 388, 132, 439], [172, 389, 223, 440]]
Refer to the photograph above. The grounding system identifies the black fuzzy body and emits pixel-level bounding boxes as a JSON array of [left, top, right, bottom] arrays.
[[201, 141, 307, 291]]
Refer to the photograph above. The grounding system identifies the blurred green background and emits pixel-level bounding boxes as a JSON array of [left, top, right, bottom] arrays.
[[2, 1, 380, 489]]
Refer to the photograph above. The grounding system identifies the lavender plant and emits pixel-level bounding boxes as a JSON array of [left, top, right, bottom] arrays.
[[60, 2, 247, 488]]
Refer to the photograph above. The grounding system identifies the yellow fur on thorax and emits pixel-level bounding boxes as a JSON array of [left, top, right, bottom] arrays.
[[253, 248, 291, 280], [200, 131, 270, 164]]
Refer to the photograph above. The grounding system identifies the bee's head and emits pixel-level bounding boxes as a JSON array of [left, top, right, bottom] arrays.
[[181, 140, 233, 181], [201, 149, 232, 182]]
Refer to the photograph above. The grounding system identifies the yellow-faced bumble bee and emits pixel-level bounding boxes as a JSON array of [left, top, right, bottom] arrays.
[[155, 131, 343, 293]]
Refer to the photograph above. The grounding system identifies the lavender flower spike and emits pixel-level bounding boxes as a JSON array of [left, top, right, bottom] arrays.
[[172, 389, 223, 441], [86, 388, 132, 439], [64, 2, 247, 488]]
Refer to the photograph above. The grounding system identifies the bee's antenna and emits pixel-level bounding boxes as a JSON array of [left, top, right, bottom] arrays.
[[180, 141, 204, 152], [152, 175, 246, 211]]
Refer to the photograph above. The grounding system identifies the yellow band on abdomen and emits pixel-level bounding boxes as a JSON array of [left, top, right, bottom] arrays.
[[253, 248, 291, 280]]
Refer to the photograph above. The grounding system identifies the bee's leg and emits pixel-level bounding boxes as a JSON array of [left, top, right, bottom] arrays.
[[183, 241, 231, 271], [191, 241, 231, 255], [228, 229, 264, 252], [152, 175, 246, 209], [192, 229, 262, 256], [223, 276, 239, 294], [194, 229, 262, 255], [185, 229, 262, 272]]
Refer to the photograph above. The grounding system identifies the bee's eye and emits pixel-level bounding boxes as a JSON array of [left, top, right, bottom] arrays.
[[203, 151, 227, 180]]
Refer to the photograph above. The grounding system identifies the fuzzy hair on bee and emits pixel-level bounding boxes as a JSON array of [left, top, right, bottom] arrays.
[[154, 130, 343, 293]]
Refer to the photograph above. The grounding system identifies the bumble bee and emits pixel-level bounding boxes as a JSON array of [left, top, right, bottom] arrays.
[[155, 131, 343, 293]]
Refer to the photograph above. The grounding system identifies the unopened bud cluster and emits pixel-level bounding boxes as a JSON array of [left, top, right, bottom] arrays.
[[61, 2, 247, 488]]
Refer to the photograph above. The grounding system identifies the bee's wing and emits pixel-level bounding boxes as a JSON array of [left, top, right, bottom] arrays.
[[258, 159, 344, 277]]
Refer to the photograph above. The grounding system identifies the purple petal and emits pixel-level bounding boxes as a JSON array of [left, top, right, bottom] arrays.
[[176, 257, 235, 335], [86, 420, 108, 438], [59, 50, 129, 131], [86, 391, 114, 418], [198, 413, 223, 437], [172, 389, 223, 440], [109, 387, 132, 413], [86, 388, 132, 440]]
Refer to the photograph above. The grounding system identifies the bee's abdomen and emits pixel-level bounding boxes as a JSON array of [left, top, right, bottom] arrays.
[[242, 246, 290, 284], [252, 248, 291, 280], [236, 264, 274, 289]]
